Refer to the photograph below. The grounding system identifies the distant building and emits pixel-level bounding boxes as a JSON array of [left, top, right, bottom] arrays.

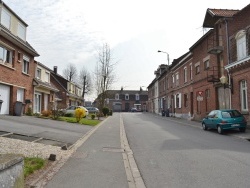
[[95, 87, 148, 112]]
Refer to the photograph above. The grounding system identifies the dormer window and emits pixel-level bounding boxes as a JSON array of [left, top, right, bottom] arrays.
[[1, 8, 11, 30], [115, 93, 119, 100], [235, 30, 247, 60], [45, 72, 50, 82], [36, 68, 41, 79], [18, 22, 26, 41], [125, 94, 129, 100]]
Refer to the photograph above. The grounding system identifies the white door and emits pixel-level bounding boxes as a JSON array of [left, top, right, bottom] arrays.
[[34, 92, 41, 113], [0, 84, 10, 114]]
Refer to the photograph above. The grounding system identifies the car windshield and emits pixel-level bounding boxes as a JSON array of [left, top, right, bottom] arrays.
[[221, 110, 242, 118]]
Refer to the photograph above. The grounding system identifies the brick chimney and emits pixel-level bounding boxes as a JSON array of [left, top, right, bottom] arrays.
[[54, 66, 58, 74]]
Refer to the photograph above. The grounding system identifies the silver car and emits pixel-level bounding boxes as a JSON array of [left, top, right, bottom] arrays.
[[63, 106, 89, 116], [85, 107, 99, 114]]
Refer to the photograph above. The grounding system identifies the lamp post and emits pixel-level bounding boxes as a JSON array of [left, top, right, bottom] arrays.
[[158, 50, 170, 65]]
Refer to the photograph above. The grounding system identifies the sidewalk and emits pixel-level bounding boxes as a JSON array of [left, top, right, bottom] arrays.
[[42, 114, 128, 188]]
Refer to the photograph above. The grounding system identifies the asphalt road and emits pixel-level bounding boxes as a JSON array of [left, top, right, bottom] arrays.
[[0, 115, 93, 145], [123, 113, 250, 188]]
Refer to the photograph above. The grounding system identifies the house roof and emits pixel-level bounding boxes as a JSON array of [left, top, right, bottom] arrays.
[[33, 78, 59, 92], [203, 8, 239, 28]]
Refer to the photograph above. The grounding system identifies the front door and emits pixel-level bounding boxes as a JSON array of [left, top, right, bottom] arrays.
[[34, 93, 41, 113], [0, 84, 10, 114]]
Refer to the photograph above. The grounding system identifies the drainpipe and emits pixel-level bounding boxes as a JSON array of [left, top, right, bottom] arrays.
[[225, 18, 232, 109]]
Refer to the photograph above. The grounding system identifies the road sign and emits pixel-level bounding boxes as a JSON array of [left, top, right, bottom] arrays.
[[197, 96, 203, 101], [197, 91, 203, 96]]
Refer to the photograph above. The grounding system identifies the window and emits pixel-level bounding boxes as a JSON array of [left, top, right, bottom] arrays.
[[1, 9, 11, 29], [240, 80, 248, 111], [172, 74, 175, 87], [205, 89, 210, 98], [17, 23, 26, 41], [204, 60, 209, 70], [184, 94, 188, 107], [236, 30, 247, 60], [22, 55, 30, 74], [36, 68, 41, 79], [18, 52, 21, 61], [184, 67, 187, 83], [190, 63, 193, 80], [115, 93, 119, 100], [195, 65, 200, 74], [45, 72, 50, 82], [136, 94, 139, 100], [175, 73, 179, 86], [0, 46, 12, 65], [175, 93, 181, 108], [125, 94, 129, 100]]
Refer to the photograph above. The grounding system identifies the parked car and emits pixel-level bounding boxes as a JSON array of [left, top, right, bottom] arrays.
[[63, 106, 89, 117], [85, 107, 99, 114], [202, 109, 247, 134], [131, 108, 138, 112]]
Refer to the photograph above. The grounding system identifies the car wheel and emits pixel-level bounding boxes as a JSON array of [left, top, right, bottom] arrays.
[[239, 128, 246, 132], [202, 123, 207, 130], [217, 125, 223, 134]]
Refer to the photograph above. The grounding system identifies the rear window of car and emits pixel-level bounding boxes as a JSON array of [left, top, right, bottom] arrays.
[[222, 110, 242, 118]]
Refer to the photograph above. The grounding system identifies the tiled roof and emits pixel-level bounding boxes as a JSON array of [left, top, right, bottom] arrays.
[[208, 9, 239, 17], [33, 78, 59, 92], [203, 8, 239, 28]]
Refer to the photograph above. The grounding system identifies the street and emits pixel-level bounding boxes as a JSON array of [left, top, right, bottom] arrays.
[[123, 113, 250, 188], [18, 112, 250, 188]]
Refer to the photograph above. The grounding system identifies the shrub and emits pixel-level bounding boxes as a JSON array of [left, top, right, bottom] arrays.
[[41, 110, 52, 117], [102, 107, 109, 116], [108, 109, 113, 116], [91, 114, 96, 120], [75, 108, 86, 122], [65, 113, 73, 117], [26, 107, 32, 116]]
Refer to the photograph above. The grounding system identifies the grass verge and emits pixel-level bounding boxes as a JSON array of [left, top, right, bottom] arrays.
[[24, 157, 46, 178], [59, 116, 100, 126]]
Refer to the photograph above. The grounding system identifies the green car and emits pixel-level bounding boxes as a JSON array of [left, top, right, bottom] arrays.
[[202, 109, 247, 134]]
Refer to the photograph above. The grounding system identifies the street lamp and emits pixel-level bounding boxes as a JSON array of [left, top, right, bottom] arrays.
[[158, 50, 170, 65]]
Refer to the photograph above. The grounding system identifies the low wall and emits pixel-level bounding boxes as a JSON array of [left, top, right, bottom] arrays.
[[0, 154, 24, 188]]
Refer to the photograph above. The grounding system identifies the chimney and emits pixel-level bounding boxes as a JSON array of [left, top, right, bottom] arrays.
[[54, 66, 58, 74]]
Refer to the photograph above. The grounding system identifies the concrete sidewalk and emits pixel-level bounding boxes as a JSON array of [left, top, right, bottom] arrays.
[[42, 113, 129, 188]]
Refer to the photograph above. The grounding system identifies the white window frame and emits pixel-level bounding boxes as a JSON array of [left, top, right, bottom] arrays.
[[175, 72, 179, 86], [240, 80, 248, 111], [23, 55, 30, 74], [236, 30, 247, 61], [0, 45, 12, 65], [1, 8, 11, 29], [45, 72, 50, 83], [125, 94, 129, 100], [184, 67, 187, 83], [17, 88, 24, 102], [115, 93, 119, 100], [36, 68, 41, 79], [135, 94, 139, 100], [189, 63, 193, 80], [175, 93, 181, 108], [17, 22, 26, 41]]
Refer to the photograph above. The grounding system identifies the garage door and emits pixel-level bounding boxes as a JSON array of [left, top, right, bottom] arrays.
[[0, 84, 10, 114]]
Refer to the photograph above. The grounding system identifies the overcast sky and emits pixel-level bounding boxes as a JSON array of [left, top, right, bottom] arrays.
[[4, 0, 250, 100]]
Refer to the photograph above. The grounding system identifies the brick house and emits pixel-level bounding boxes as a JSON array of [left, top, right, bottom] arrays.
[[0, 1, 39, 115], [148, 3, 250, 122], [96, 88, 148, 112], [33, 62, 59, 114], [50, 66, 83, 109]]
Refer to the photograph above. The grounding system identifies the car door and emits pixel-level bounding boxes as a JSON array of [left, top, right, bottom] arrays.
[[205, 110, 215, 128], [210, 110, 220, 129]]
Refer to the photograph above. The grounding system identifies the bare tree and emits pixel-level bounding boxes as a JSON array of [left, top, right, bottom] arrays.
[[94, 43, 117, 111], [63, 63, 77, 82], [78, 66, 92, 104]]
